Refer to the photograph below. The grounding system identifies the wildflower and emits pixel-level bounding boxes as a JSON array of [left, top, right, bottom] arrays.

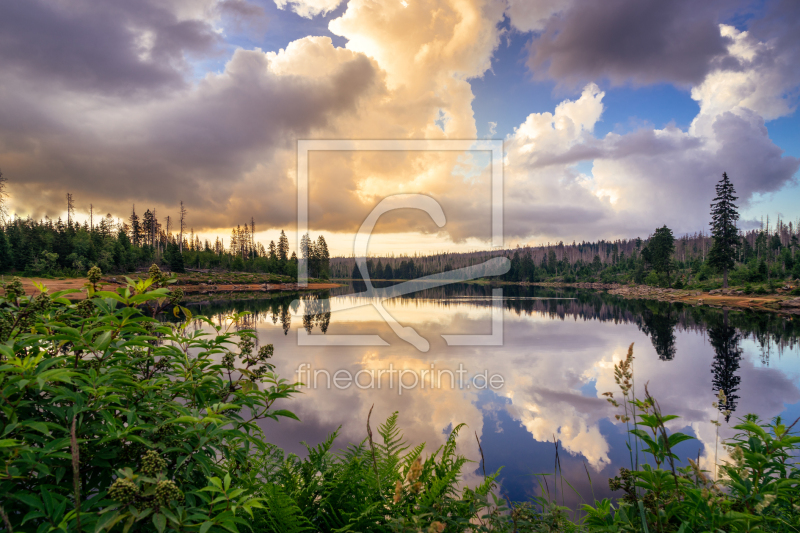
[[688, 458, 709, 484], [729, 445, 744, 467], [87, 266, 102, 288], [141, 450, 167, 477], [613, 344, 635, 397], [754, 494, 776, 513], [411, 481, 423, 494], [3, 277, 25, 301], [108, 478, 139, 504], [169, 287, 184, 305], [428, 521, 446, 533], [154, 480, 184, 507], [406, 456, 423, 483], [393, 480, 403, 504]]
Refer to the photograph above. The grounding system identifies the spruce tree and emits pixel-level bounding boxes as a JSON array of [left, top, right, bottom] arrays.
[[129, 205, 142, 247], [649, 225, 675, 281], [167, 242, 185, 273], [708, 172, 740, 288], [277, 230, 289, 262]]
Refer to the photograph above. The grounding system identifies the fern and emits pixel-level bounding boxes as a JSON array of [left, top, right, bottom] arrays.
[[257, 484, 313, 533], [251, 413, 504, 533]]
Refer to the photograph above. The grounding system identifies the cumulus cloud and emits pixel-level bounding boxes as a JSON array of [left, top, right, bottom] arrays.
[[501, 20, 799, 243], [0, 0, 797, 248], [1, 0, 510, 244]]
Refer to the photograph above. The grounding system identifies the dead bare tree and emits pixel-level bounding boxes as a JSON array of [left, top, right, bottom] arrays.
[[0, 169, 8, 224], [66, 193, 75, 226], [179, 201, 187, 253]]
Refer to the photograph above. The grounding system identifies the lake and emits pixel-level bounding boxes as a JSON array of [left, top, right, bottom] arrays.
[[189, 282, 800, 508]]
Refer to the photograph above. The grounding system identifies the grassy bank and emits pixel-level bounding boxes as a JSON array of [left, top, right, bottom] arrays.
[[1, 270, 340, 301]]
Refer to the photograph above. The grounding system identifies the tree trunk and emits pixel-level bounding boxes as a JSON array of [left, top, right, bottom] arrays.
[[723, 267, 728, 288]]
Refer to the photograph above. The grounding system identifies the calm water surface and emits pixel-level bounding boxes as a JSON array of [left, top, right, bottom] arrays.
[[191, 283, 800, 507]]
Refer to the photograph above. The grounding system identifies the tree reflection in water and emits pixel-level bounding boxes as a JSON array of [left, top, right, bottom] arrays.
[[709, 310, 743, 422]]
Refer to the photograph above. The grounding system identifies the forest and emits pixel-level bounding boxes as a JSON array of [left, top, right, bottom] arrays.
[[0, 199, 331, 279], [334, 176, 800, 291], [334, 223, 800, 288], [2, 173, 798, 292]]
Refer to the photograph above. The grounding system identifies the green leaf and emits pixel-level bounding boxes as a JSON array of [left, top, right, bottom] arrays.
[[153, 513, 166, 533], [93, 511, 121, 533]]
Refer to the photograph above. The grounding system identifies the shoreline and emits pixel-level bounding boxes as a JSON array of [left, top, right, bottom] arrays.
[[333, 278, 800, 315], [525, 281, 800, 316], [3, 275, 341, 301], [9, 275, 798, 315]]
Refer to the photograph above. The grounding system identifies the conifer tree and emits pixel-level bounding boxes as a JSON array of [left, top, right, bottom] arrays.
[[129, 205, 142, 247], [650, 225, 675, 281], [708, 172, 740, 288], [278, 230, 289, 261]]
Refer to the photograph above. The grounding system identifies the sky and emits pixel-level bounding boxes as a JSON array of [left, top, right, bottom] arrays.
[[0, 0, 799, 256]]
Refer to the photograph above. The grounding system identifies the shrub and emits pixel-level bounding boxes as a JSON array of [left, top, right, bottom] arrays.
[[0, 272, 299, 532], [586, 345, 800, 533], [644, 271, 660, 286]]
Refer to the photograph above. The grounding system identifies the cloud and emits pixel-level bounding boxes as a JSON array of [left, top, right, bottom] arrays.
[[274, 0, 344, 19], [504, 0, 573, 33], [217, 0, 269, 38], [0, 0, 229, 97], [243, 295, 800, 477], [1, 0, 510, 244], [521, 0, 735, 87], [500, 20, 800, 243], [0, 0, 797, 248], [1, 37, 383, 229]]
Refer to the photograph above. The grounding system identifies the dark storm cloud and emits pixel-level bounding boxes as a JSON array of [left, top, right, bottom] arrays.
[[0, 0, 221, 96], [526, 0, 735, 86], [0, 46, 382, 229]]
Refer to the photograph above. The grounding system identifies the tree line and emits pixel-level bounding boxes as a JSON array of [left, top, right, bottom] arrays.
[[332, 173, 799, 289], [0, 176, 330, 278]]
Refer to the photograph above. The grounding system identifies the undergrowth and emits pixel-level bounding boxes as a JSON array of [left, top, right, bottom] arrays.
[[1, 272, 799, 532]]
